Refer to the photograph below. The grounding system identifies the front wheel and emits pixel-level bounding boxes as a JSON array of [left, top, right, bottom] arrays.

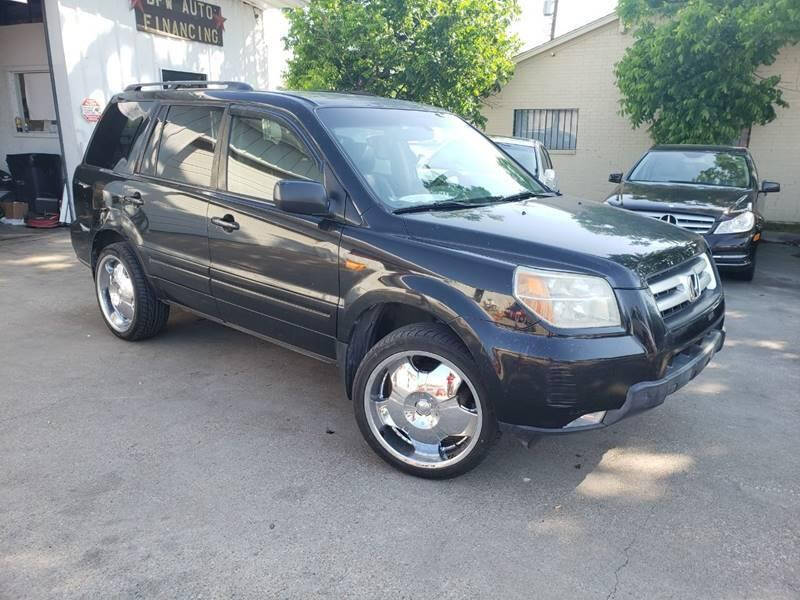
[[353, 323, 497, 478], [729, 246, 757, 281]]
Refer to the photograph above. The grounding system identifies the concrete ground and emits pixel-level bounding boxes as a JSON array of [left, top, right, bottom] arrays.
[[1, 229, 798, 599]]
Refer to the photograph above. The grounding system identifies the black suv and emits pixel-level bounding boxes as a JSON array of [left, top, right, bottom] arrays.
[[607, 145, 780, 280], [71, 82, 725, 478]]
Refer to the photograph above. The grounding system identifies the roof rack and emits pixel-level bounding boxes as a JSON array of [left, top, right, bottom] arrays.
[[124, 81, 253, 92]]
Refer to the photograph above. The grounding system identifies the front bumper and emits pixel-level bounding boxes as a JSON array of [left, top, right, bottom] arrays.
[[705, 230, 758, 268], [499, 327, 725, 437]]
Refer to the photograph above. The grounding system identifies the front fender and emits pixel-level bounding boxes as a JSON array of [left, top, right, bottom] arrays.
[[338, 272, 517, 341], [339, 273, 526, 404]]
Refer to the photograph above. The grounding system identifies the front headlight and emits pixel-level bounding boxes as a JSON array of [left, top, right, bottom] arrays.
[[714, 210, 755, 234], [513, 267, 621, 329]]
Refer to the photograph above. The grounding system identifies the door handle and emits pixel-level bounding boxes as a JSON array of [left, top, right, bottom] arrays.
[[211, 215, 240, 231], [123, 191, 143, 206]]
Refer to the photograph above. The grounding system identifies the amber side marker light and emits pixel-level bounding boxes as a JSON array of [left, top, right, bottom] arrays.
[[344, 258, 367, 271], [753, 232, 761, 242]]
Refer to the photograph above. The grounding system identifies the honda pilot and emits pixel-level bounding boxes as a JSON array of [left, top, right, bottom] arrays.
[[71, 82, 725, 478]]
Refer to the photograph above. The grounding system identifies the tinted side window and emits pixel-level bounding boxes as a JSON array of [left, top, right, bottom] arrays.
[[227, 115, 321, 201], [156, 105, 223, 187], [541, 147, 553, 170], [85, 101, 152, 171], [140, 117, 163, 176]]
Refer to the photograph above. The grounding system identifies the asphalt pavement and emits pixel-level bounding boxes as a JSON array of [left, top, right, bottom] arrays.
[[1, 228, 798, 599]]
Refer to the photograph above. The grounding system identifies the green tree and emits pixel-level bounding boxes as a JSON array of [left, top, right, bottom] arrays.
[[615, 0, 800, 144], [283, 0, 520, 127]]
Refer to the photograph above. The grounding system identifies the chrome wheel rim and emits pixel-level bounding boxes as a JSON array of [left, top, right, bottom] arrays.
[[96, 255, 135, 333], [364, 351, 482, 469]]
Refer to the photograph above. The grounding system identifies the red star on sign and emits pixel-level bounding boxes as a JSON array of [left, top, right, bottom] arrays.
[[212, 12, 226, 31], [130, 0, 144, 11]]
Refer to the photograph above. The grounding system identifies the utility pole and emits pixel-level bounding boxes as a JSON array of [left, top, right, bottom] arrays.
[[549, 0, 559, 40]]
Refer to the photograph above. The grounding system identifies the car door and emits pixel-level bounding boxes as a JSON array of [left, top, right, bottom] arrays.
[[127, 102, 225, 317], [208, 106, 341, 360]]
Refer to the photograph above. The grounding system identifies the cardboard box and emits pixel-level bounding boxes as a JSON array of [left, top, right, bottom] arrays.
[[1, 201, 28, 220]]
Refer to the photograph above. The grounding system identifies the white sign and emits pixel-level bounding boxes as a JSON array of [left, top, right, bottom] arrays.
[[81, 98, 103, 122]]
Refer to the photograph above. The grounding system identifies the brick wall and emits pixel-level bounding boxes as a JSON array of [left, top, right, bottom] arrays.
[[749, 46, 800, 224], [483, 19, 800, 224]]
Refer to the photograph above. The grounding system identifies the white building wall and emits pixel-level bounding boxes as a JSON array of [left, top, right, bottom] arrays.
[[41, 0, 292, 216], [484, 18, 800, 223], [0, 23, 61, 173], [45, 0, 274, 174]]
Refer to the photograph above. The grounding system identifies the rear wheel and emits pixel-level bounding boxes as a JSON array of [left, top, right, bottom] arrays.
[[94, 242, 169, 340], [353, 323, 496, 478]]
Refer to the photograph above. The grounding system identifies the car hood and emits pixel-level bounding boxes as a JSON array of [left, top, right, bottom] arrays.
[[615, 181, 750, 217], [401, 195, 706, 288]]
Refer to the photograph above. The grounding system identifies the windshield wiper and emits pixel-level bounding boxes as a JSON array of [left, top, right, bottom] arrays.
[[393, 200, 494, 214], [496, 190, 556, 202], [392, 191, 556, 215]]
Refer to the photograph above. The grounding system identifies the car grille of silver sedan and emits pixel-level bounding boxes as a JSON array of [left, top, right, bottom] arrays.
[[629, 210, 716, 234], [648, 255, 718, 318]]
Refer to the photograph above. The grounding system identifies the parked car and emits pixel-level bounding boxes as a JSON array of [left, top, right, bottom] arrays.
[[491, 136, 560, 191], [71, 82, 725, 478], [607, 145, 780, 280]]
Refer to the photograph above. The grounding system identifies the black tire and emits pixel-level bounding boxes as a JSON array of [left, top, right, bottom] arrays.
[[94, 242, 169, 340], [736, 263, 756, 282], [352, 323, 497, 479], [730, 247, 757, 281]]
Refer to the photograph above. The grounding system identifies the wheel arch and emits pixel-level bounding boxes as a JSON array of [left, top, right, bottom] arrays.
[[90, 221, 145, 272], [338, 277, 495, 400]]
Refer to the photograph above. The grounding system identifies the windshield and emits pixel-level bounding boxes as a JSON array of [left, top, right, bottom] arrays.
[[318, 108, 547, 210], [629, 150, 751, 188], [498, 143, 537, 175]]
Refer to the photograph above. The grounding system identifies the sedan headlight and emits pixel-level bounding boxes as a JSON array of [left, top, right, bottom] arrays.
[[714, 210, 755, 234], [513, 267, 621, 329]]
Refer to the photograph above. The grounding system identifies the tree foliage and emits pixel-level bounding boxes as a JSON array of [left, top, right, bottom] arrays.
[[615, 0, 800, 144], [284, 0, 520, 127]]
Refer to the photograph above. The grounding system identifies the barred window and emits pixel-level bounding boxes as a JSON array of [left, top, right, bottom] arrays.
[[513, 109, 578, 151]]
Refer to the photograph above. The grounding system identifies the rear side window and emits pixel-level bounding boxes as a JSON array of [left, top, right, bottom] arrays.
[[156, 105, 223, 187], [85, 101, 152, 171], [541, 147, 553, 170], [226, 114, 321, 201]]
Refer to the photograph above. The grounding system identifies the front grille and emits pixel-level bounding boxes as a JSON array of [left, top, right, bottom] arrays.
[[628, 210, 716, 234], [648, 255, 718, 318]]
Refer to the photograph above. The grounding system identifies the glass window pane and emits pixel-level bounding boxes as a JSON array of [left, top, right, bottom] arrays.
[[140, 118, 163, 176], [499, 143, 537, 174], [629, 151, 750, 188], [512, 109, 578, 151], [85, 101, 153, 171], [227, 115, 321, 201], [319, 107, 547, 211], [156, 106, 222, 187]]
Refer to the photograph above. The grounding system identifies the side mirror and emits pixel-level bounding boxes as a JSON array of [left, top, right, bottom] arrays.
[[609, 172, 623, 184], [761, 180, 780, 194], [541, 168, 556, 186], [274, 180, 329, 216]]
